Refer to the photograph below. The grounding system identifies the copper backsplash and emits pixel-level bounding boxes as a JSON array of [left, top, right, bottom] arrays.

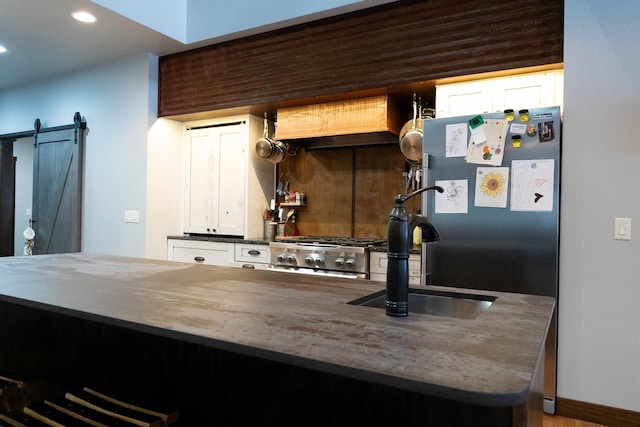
[[277, 145, 420, 239]]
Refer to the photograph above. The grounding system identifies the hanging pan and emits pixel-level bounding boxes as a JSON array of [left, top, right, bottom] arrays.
[[255, 113, 287, 164], [399, 95, 424, 166]]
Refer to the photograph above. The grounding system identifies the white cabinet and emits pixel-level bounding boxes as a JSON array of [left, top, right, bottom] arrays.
[[183, 115, 274, 239], [184, 123, 243, 235], [435, 70, 564, 118], [434, 80, 495, 118], [369, 252, 386, 283], [230, 243, 271, 270], [167, 239, 234, 266], [167, 239, 271, 270], [370, 252, 421, 285]]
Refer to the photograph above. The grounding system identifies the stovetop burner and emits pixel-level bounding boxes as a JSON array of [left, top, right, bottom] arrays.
[[278, 236, 386, 247], [269, 237, 386, 279]]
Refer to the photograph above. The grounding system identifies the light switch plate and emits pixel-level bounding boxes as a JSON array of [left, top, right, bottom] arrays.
[[124, 210, 140, 223], [614, 217, 631, 240]]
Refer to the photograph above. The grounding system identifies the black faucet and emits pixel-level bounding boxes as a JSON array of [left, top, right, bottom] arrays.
[[386, 185, 443, 317]]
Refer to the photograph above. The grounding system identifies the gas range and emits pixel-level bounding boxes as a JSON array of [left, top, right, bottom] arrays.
[[268, 237, 386, 279]]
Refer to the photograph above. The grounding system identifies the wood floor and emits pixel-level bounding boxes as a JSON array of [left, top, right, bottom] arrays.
[[543, 414, 608, 427]]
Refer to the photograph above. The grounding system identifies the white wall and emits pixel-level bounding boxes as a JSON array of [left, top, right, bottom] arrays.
[[0, 54, 183, 258], [186, 0, 396, 42], [146, 118, 184, 259], [560, 0, 640, 412], [93, 0, 397, 44], [91, 0, 188, 42]]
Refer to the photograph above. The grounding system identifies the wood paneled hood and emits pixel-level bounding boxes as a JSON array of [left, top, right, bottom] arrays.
[[276, 95, 404, 150]]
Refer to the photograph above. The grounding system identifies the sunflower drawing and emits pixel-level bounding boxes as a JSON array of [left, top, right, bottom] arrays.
[[480, 171, 505, 198]]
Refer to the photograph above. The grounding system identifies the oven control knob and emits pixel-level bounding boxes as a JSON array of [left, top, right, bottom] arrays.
[[335, 258, 345, 267], [287, 255, 297, 264], [277, 254, 286, 263], [304, 256, 314, 265], [315, 257, 325, 266], [345, 259, 356, 268]]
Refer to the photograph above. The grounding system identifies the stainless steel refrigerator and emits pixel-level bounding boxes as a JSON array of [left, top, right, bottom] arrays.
[[421, 106, 560, 414]]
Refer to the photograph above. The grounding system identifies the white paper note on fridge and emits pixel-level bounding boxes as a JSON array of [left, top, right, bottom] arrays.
[[510, 159, 554, 211]]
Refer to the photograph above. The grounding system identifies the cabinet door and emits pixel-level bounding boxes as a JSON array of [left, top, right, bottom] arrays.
[[436, 70, 563, 118], [492, 72, 560, 112], [184, 124, 246, 236], [435, 80, 494, 118], [184, 128, 217, 234], [215, 125, 245, 236]]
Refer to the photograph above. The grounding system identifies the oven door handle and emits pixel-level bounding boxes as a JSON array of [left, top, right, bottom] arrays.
[[268, 265, 365, 279]]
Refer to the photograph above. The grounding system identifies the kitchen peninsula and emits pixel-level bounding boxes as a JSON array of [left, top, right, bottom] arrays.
[[0, 254, 554, 426]]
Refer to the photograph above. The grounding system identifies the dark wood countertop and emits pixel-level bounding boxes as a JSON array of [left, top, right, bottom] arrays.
[[0, 253, 554, 408]]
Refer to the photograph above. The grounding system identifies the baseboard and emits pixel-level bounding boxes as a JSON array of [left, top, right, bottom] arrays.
[[556, 397, 640, 427]]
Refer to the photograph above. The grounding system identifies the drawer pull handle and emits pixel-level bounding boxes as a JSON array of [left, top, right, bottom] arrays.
[[247, 250, 261, 256], [194, 256, 205, 263], [242, 264, 255, 269]]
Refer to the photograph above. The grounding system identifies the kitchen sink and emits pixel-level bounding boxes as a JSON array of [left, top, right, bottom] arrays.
[[347, 288, 496, 319]]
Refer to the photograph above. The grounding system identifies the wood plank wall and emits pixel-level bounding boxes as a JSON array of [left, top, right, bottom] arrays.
[[158, 0, 563, 117]]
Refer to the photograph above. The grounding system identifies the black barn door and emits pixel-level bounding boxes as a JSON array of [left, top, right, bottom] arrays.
[[0, 141, 16, 256], [32, 114, 86, 255]]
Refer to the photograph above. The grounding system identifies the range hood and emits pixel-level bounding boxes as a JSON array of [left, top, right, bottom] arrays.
[[276, 95, 404, 150]]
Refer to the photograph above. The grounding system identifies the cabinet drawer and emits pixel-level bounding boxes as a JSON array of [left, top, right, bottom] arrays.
[[229, 261, 271, 270], [171, 247, 229, 266], [409, 255, 421, 284], [168, 239, 233, 266], [234, 244, 270, 264], [369, 272, 386, 283], [408, 257, 421, 276], [369, 252, 421, 284], [369, 252, 387, 274], [409, 276, 421, 285]]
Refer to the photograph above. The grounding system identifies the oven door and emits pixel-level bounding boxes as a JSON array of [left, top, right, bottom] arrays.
[[268, 265, 367, 279]]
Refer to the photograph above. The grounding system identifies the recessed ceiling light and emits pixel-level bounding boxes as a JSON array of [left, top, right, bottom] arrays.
[[72, 11, 97, 23], [0, 45, 7, 54]]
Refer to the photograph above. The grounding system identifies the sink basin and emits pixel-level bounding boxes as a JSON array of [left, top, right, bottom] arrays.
[[347, 288, 496, 319]]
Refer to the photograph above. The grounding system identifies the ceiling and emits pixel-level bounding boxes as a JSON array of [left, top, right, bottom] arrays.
[[0, 0, 396, 92]]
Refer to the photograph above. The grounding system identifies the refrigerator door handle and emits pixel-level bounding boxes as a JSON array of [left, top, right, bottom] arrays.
[[421, 151, 430, 286]]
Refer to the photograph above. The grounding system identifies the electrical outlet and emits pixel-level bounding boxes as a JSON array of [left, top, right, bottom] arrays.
[[614, 217, 631, 241], [124, 210, 140, 223]]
